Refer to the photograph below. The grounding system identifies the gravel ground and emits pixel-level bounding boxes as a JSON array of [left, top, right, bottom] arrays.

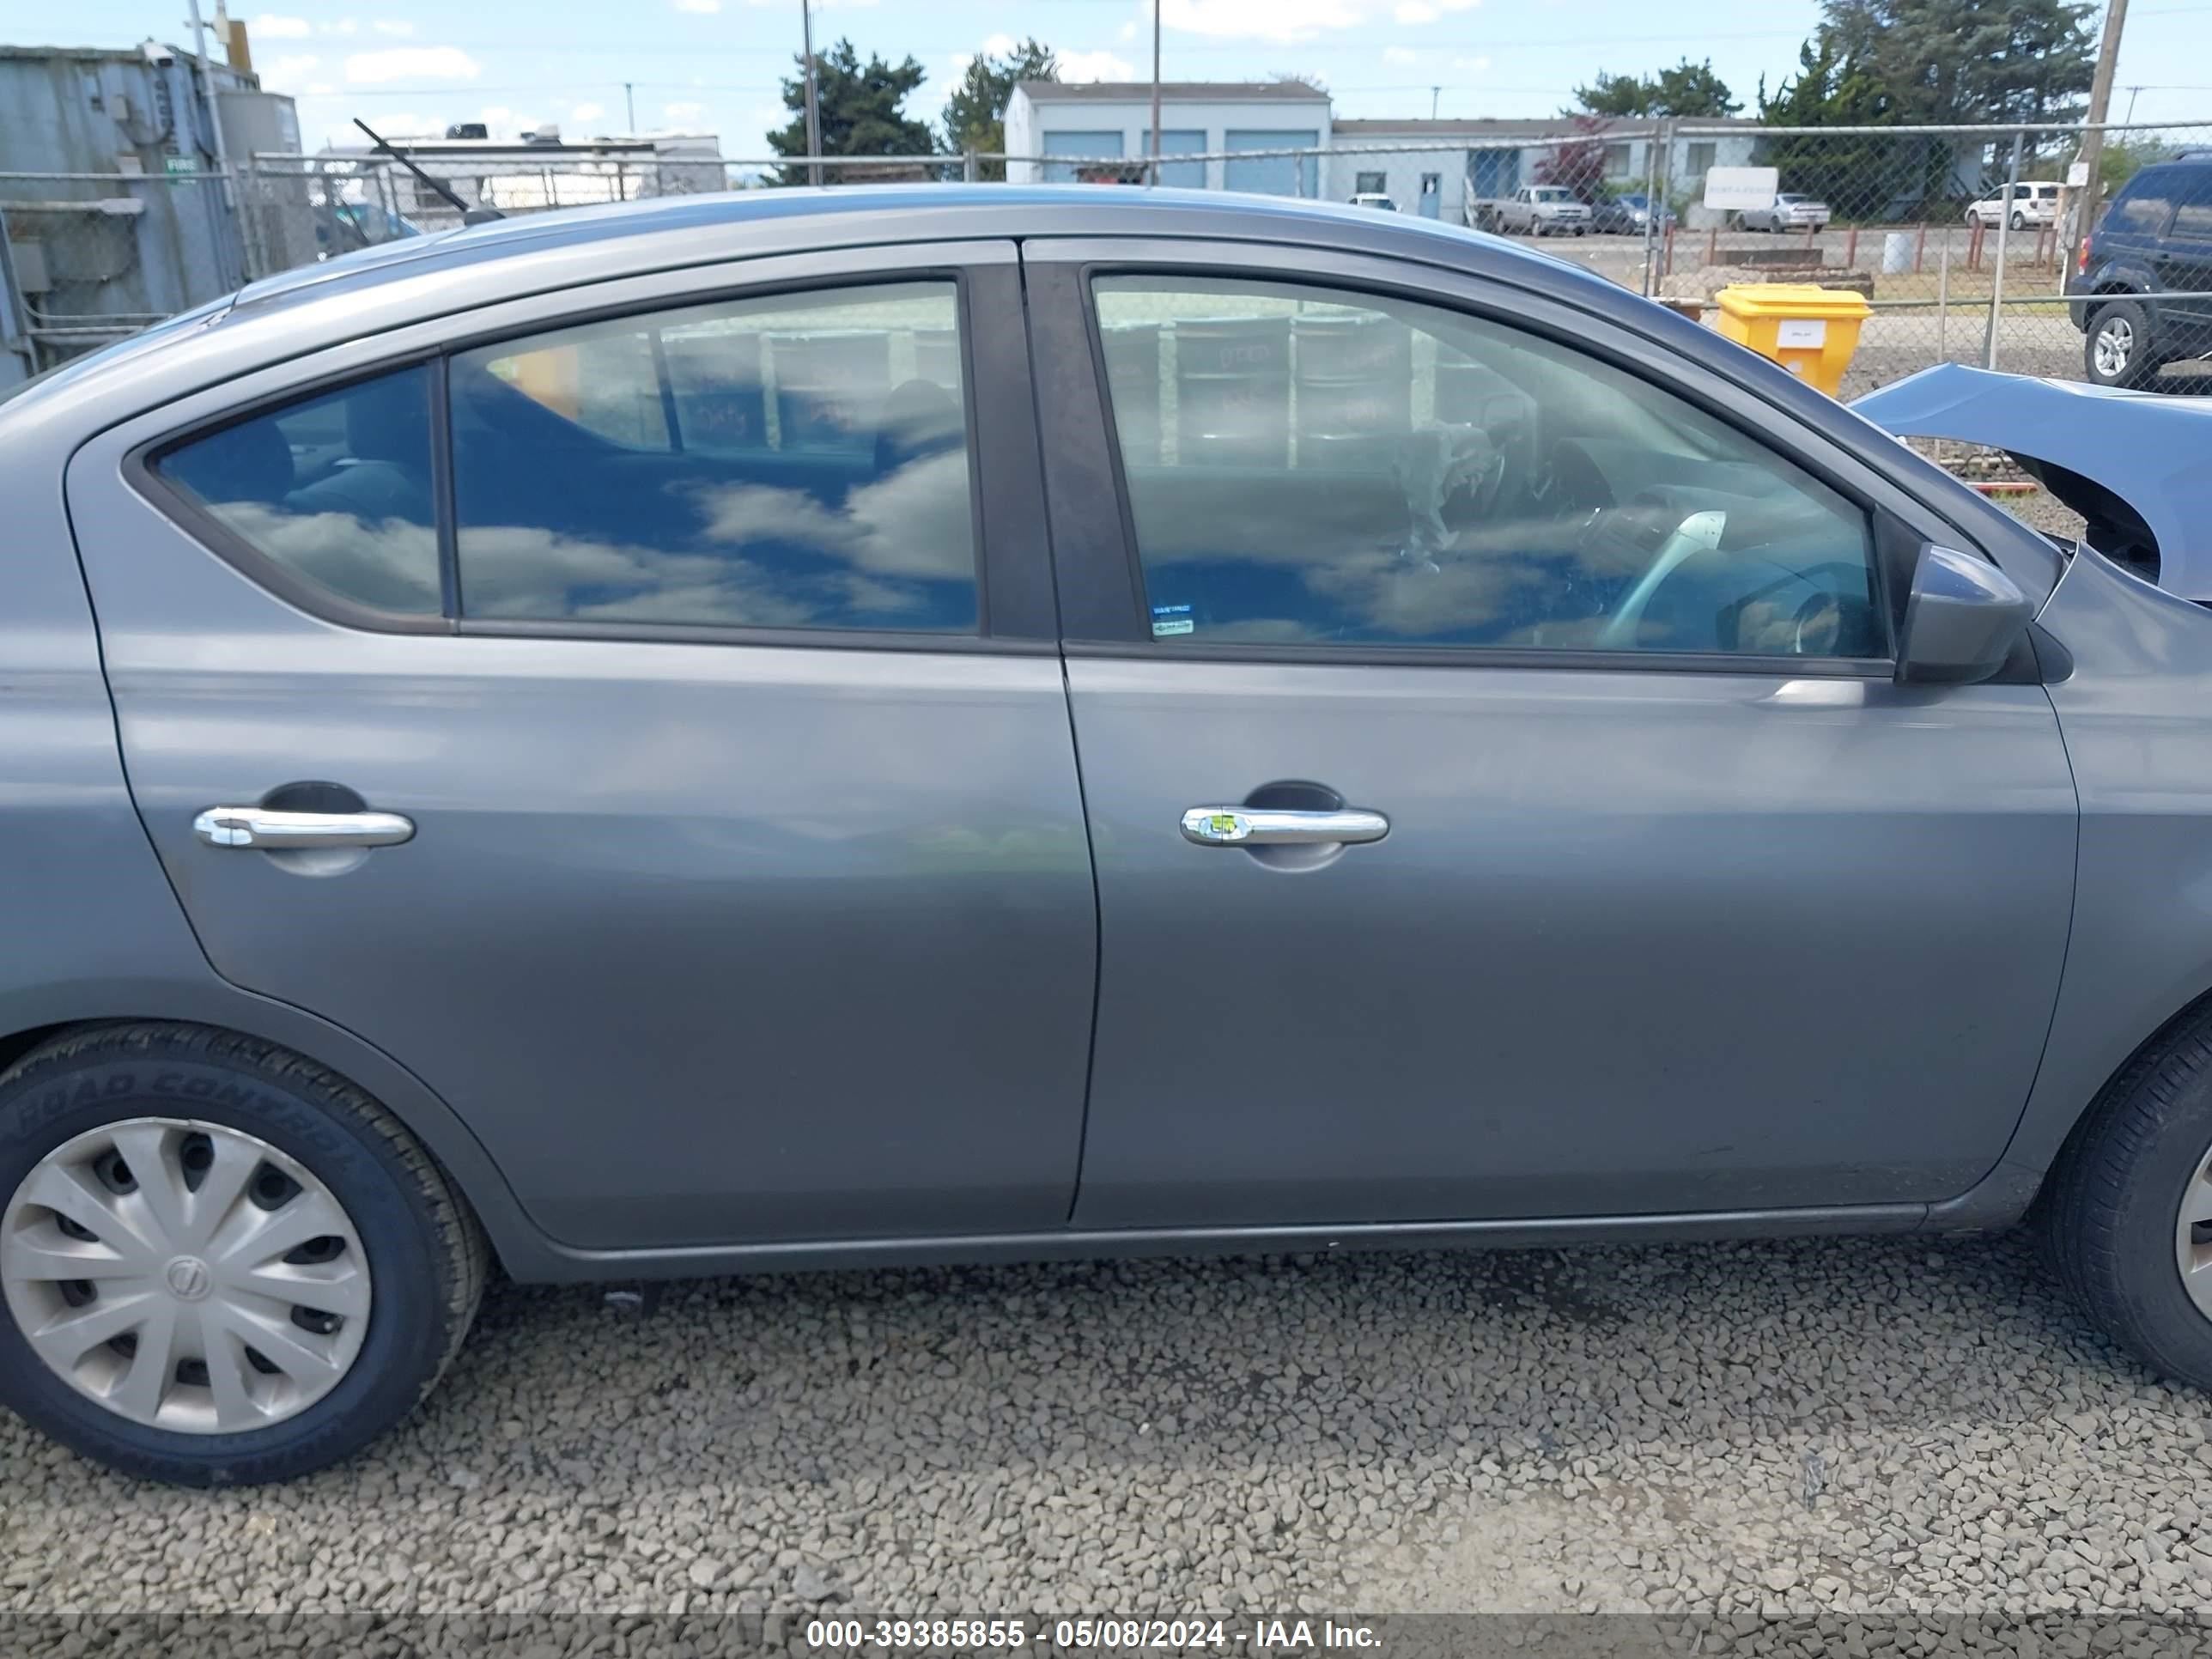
[[5, 1230, 2212, 1620]]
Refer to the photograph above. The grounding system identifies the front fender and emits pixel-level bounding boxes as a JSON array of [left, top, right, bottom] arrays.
[[1995, 550, 2212, 1188]]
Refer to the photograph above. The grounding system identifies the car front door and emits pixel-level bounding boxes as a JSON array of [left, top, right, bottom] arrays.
[[1024, 241, 2076, 1231], [68, 244, 1098, 1251]]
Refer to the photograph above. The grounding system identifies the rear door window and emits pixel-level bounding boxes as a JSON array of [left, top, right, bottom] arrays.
[[446, 282, 980, 632]]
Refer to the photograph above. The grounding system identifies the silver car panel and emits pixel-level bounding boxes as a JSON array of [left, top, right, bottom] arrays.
[[1019, 236, 2076, 1224], [16, 187, 2212, 1279], [65, 240, 1099, 1249]]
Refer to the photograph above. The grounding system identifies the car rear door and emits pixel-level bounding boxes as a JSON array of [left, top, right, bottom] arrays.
[[1024, 238, 2076, 1231], [67, 243, 1099, 1252], [2155, 167, 2212, 344]]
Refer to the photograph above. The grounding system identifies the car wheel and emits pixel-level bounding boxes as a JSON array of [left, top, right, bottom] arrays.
[[1966, 208, 1981, 227], [2011, 211, 2027, 232], [2085, 297, 2160, 389], [0, 1023, 486, 1486], [2041, 1006, 2212, 1392]]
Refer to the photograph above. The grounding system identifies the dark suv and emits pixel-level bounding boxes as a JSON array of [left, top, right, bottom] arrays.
[[2071, 156, 2212, 387]]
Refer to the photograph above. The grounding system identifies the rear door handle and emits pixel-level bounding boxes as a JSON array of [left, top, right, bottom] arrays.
[[1180, 806, 1389, 847], [192, 806, 416, 850]]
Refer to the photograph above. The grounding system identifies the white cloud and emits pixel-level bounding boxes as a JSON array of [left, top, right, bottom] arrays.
[[663, 100, 708, 123], [327, 16, 360, 33], [343, 45, 479, 82], [1450, 52, 1490, 71], [1120, 19, 1139, 40], [1394, 0, 1479, 20], [264, 52, 318, 82], [674, 0, 721, 10], [1382, 44, 1417, 64], [570, 101, 605, 124], [370, 18, 415, 35], [304, 82, 336, 95], [252, 13, 311, 37], [1058, 48, 1137, 82], [1159, 0, 1362, 42], [981, 32, 1017, 55]]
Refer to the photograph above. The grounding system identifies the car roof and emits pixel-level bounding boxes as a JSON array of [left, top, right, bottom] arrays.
[[8, 186, 1650, 422], [0, 184, 1736, 447]]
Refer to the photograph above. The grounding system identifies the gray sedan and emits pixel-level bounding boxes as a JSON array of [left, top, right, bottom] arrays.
[[3, 187, 2211, 1486]]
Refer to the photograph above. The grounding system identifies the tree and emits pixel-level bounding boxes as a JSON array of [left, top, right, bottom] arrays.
[[940, 37, 1056, 179], [767, 38, 936, 186], [1572, 58, 1741, 118], [1756, 32, 1930, 219], [1815, 0, 2094, 130], [1534, 115, 1615, 203]]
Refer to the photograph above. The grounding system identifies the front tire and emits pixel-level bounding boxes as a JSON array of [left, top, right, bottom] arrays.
[[2044, 1006, 2212, 1391], [2011, 210, 2027, 232], [0, 1024, 486, 1486], [2085, 297, 2160, 389]]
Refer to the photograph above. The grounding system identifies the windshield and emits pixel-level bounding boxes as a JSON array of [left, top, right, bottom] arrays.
[[1533, 188, 1572, 201]]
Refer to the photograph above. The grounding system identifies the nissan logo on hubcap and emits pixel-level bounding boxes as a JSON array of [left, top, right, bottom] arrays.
[[163, 1256, 213, 1302]]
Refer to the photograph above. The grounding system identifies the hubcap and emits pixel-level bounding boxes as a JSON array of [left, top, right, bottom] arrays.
[[2178, 1145, 2212, 1322], [2095, 318, 2135, 377], [1, 1118, 371, 1433]]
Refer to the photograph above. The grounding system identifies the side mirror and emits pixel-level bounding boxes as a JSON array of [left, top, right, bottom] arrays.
[[1896, 544, 2034, 685]]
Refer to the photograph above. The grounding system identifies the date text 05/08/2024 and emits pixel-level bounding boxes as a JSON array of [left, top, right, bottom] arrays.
[[805, 1620, 1384, 1651]]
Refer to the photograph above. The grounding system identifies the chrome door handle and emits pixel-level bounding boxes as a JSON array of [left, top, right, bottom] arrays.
[[1180, 806, 1389, 847], [192, 806, 415, 850]]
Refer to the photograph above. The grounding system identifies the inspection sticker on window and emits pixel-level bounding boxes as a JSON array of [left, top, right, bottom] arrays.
[[1151, 602, 1195, 638], [1777, 319, 1827, 349]]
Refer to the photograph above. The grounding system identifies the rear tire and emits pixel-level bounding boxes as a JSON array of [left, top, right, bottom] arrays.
[[2084, 297, 2160, 389], [2043, 1006, 2212, 1391], [0, 1023, 486, 1486]]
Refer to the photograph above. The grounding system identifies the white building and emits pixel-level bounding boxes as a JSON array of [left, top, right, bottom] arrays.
[[1325, 118, 1767, 226], [1005, 81, 1333, 194]]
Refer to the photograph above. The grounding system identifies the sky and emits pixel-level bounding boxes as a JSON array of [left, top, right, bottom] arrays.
[[12, 0, 2212, 161]]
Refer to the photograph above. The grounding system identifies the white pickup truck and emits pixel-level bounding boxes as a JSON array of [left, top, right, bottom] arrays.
[[1473, 185, 1592, 237]]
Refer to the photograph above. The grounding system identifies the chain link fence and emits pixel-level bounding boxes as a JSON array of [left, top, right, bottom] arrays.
[[0, 170, 244, 386], [7, 122, 2212, 402]]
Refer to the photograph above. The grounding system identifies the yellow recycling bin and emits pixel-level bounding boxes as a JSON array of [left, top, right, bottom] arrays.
[[1711, 283, 1870, 398]]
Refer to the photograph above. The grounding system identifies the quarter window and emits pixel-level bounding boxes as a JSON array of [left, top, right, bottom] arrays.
[[2110, 179, 2176, 235], [447, 282, 979, 632], [2172, 172, 2212, 240], [151, 364, 441, 615], [1091, 276, 1883, 659]]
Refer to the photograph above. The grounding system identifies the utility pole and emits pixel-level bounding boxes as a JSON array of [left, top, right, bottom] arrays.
[[800, 0, 823, 187], [2075, 0, 2130, 247], [182, 0, 242, 283], [2125, 84, 2143, 124], [1148, 0, 1163, 186], [1431, 86, 1440, 119], [624, 82, 635, 134]]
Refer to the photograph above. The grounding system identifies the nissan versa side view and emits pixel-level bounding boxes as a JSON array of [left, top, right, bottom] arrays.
[[10, 188, 2212, 1486]]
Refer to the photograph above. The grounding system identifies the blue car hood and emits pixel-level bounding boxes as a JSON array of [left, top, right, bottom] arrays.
[[1854, 363, 2212, 598]]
